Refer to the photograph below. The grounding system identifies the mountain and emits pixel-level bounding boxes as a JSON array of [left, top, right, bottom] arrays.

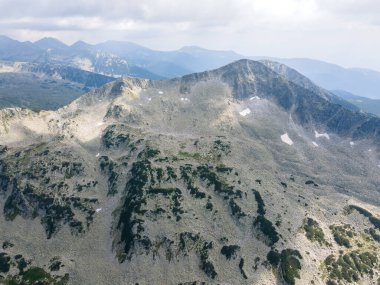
[[34, 37, 68, 50], [259, 60, 360, 113], [331, 89, 380, 117], [2, 35, 380, 102], [0, 61, 115, 110], [92, 41, 243, 78], [1, 59, 380, 285], [0, 36, 163, 79], [0, 36, 43, 62], [257, 57, 380, 100]]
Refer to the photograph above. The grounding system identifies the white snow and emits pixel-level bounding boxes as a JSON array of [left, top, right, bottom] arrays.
[[180, 97, 190, 102], [350, 141, 355, 146], [315, 130, 330, 140], [249, 96, 261, 100], [97, 122, 104, 126], [96, 153, 100, 157], [378, 165, 380, 168], [239, 108, 251, 116], [312, 141, 319, 147], [281, 133, 294, 145], [148, 98, 152, 101], [158, 91, 164, 95], [95, 208, 102, 213], [368, 149, 372, 152]]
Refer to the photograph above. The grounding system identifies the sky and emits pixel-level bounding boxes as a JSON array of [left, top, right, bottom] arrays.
[[1, 0, 380, 70]]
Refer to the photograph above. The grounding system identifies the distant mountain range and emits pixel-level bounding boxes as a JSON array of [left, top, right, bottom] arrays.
[[0, 60, 114, 110], [1, 35, 380, 111], [330, 90, 380, 117]]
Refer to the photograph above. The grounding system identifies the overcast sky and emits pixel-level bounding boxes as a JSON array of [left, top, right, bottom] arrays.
[[1, 0, 380, 70]]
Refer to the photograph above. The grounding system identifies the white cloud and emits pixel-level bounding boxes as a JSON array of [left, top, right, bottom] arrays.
[[0, 0, 380, 70]]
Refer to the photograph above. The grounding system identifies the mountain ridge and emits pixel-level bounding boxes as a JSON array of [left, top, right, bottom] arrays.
[[2, 35, 380, 100], [0, 58, 380, 285]]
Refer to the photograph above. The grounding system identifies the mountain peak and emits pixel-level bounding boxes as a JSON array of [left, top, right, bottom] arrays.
[[70, 40, 93, 50], [0, 35, 17, 44], [34, 37, 68, 49]]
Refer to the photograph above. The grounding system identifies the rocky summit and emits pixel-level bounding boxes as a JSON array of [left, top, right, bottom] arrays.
[[0, 59, 380, 285]]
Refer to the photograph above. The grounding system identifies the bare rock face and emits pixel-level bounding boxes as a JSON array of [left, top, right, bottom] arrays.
[[0, 60, 380, 285]]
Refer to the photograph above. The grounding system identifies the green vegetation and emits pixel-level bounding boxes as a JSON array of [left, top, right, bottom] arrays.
[[102, 126, 131, 149], [253, 215, 279, 246], [215, 164, 233, 173], [2, 241, 14, 250], [330, 225, 355, 248], [280, 249, 303, 285], [178, 151, 202, 160], [116, 158, 151, 261], [252, 189, 266, 215], [178, 232, 217, 279], [199, 242, 217, 279], [148, 187, 184, 221], [179, 165, 206, 199], [213, 139, 231, 157], [324, 251, 378, 284], [366, 228, 380, 243], [252, 189, 279, 246], [239, 258, 248, 279], [0, 253, 11, 273], [0, 249, 68, 285], [220, 245, 240, 260], [196, 165, 236, 197], [0, 267, 69, 285], [267, 249, 303, 285], [229, 199, 246, 218], [99, 155, 119, 195], [303, 218, 328, 246]]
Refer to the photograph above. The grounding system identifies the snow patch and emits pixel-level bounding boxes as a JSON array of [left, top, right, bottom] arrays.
[[312, 141, 319, 147], [180, 97, 190, 102], [97, 122, 104, 126], [350, 141, 355, 146], [158, 91, 164, 95], [249, 96, 261, 100], [239, 108, 251, 116], [96, 208, 102, 213], [315, 131, 330, 140], [96, 153, 100, 158], [281, 133, 294, 145], [148, 98, 152, 101]]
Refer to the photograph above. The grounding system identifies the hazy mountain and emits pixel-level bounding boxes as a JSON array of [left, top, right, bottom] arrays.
[[0, 36, 163, 79], [0, 61, 115, 110], [93, 41, 241, 78], [331, 89, 380, 116], [2, 35, 380, 102], [34, 37, 69, 50], [257, 57, 380, 100], [1, 59, 380, 285]]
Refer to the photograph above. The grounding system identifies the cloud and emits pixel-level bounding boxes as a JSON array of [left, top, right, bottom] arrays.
[[0, 0, 380, 70]]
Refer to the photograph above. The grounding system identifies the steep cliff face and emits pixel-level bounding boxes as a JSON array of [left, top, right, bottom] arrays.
[[0, 60, 380, 285]]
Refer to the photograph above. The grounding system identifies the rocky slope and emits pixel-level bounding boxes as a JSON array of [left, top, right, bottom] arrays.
[[0, 59, 380, 285]]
